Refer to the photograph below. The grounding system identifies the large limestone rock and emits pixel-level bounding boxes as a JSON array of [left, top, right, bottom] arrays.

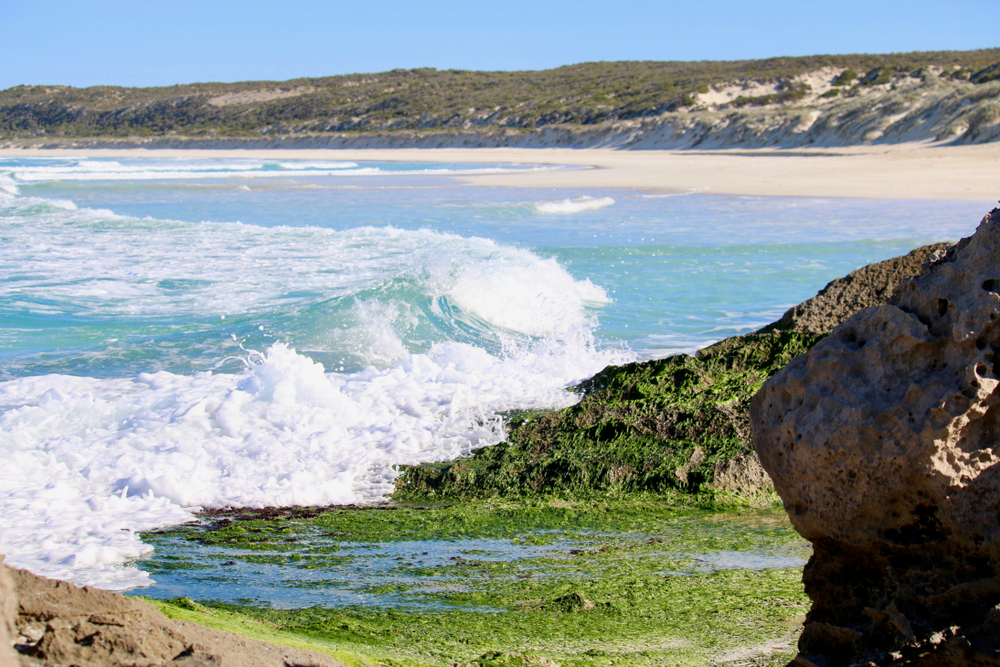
[[751, 208, 1000, 666], [5, 561, 345, 667]]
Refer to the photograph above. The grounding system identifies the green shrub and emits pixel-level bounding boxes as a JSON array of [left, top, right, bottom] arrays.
[[971, 63, 1000, 84], [860, 68, 893, 86], [832, 69, 857, 86]]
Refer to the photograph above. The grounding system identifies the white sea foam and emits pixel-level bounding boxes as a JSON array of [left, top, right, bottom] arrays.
[[449, 252, 609, 337], [8, 160, 385, 181], [534, 195, 615, 214], [326, 300, 416, 366], [0, 196, 613, 328], [0, 190, 634, 589], [0, 333, 629, 589], [276, 161, 358, 170], [0, 174, 19, 195]]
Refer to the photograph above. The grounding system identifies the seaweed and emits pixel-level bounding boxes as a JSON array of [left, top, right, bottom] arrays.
[[140, 500, 810, 666]]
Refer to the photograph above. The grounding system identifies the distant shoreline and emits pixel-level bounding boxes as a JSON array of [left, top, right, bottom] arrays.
[[2, 142, 998, 201]]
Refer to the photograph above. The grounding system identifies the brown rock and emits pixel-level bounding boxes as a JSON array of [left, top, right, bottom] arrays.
[[770, 242, 950, 334], [0, 557, 16, 667], [751, 208, 1000, 665], [708, 451, 772, 494], [6, 562, 347, 667]]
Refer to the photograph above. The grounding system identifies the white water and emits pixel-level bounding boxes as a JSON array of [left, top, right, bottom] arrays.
[[0, 174, 631, 589], [0, 331, 625, 589], [2, 157, 562, 182], [535, 195, 615, 214]]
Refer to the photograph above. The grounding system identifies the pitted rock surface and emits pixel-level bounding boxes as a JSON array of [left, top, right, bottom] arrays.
[[751, 208, 1000, 666], [770, 242, 950, 335], [6, 563, 345, 667]]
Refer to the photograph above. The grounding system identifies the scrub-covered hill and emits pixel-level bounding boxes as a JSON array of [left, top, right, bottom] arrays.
[[3, 49, 1000, 148]]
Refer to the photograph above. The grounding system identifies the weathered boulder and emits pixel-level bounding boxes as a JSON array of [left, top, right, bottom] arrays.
[[5, 561, 345, 666], [751, 208, 1000, 665]]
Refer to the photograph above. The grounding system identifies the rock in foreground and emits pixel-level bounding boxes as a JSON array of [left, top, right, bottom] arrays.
[[751, 209, 1000, 666], [2, 561, 344, 667]]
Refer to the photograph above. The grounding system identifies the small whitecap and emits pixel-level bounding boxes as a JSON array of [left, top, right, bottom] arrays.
[[534, 195, 615, 214]]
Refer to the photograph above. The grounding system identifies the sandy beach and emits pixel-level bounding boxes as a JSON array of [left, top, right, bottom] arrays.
[[2, 142, 999, 202]]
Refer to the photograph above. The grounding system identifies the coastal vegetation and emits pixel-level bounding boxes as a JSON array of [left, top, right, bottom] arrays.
[[2, 49, 998, 145]]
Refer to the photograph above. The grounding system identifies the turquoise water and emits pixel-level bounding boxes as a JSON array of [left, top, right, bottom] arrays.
[[0, 155, 986, 589]]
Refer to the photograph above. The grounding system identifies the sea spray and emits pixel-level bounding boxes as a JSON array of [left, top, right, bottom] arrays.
[[0, 326, 627, 588]]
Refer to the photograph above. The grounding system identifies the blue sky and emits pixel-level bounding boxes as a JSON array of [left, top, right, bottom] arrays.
[[2, 0, 997, 89]]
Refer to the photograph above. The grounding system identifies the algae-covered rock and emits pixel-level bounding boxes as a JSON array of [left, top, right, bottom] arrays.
[[396, 330, 820, 499], [395, 242, 947, 501], [751, 209, 1000, 666]]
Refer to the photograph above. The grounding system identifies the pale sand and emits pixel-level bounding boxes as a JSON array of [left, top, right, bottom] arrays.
[[2, 143, 999, 201]]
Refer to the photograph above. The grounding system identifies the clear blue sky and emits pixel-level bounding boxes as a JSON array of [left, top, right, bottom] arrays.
[[2, 0, 997, 89]]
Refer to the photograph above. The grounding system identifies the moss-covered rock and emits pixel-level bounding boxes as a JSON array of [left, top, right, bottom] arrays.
[[395, 331, 821, 500], [394, 243, 947, 501]]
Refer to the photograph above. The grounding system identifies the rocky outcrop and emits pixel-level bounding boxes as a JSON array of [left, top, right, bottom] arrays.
[[751, 208, 1000, 665], [395, 329, 822, 500], [769, 243, 950, 334], [4, 562, 344, 666], [396, 242, 948, 501]]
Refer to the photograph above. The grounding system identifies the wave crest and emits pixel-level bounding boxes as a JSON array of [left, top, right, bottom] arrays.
[[534, 195, 615, 214]]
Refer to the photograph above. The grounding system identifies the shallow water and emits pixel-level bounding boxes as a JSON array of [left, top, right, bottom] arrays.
[[137, 506, 810, 610], [0, 155, 985, 589]]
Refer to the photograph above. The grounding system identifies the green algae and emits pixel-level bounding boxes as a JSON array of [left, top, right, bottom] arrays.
[[131, 243, 944, 663], [139, 500, 809, 666], [156, 499, 802, 550], [143, 597, 378, 667], [134, 322, 826, 665], [395, 331, 822, 501], [148, 566, 806, 666]]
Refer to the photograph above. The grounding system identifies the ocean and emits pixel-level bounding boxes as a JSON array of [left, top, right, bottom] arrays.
[[0, 155, 984, 590]]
